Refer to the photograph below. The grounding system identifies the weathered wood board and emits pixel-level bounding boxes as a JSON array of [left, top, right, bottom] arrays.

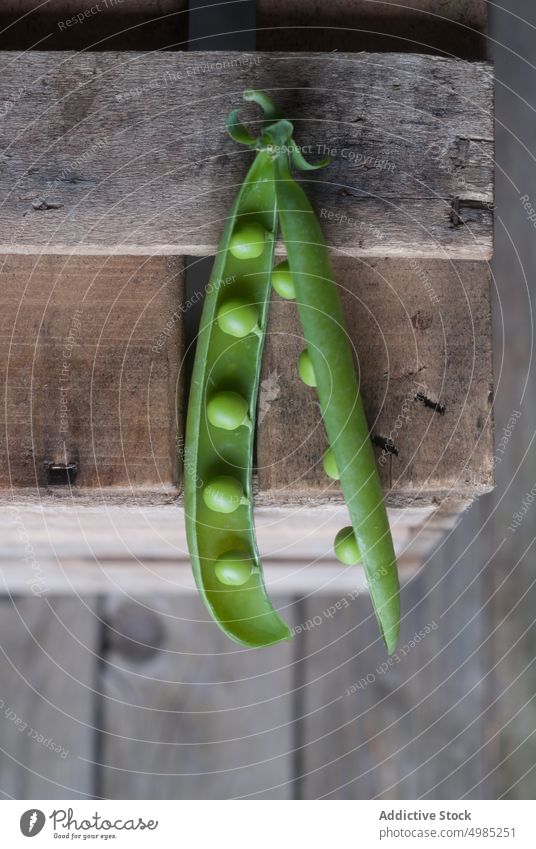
[[0, 514, 495, 800], [99, 594, 296, 799], [259, 256, 494, 505], [0, 500, 457, 594], [258, 0, 488, 59], [0, 254, 182, 492], [0, 50, 493, 258], [0, 596, 98, 798], [297, 521, 494, 799], [0, 253, 492, 509], [483, 0, 536, 797], [0, 1, 186, 52], [0, 1, 487, 59]]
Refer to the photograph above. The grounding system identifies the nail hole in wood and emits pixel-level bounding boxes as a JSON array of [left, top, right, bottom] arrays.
[[44, 462, 78, 486]]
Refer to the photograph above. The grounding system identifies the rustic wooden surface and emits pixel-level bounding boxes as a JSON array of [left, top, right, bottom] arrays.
[[0, 501, 441, 596], [1, 252, 493, 513], [99, 594, 295, 799], [0, 596, 98, 798], [258, 0, 488, 58], [484, 0, 536, 798], [0, 254, 182, 493], [8, 0, 536, 806], [259, 256, 493, 505], [0, 1, 487, 58], [297, 524, 494, 798], [0, 559, 496, 800], [0, 546, 497, 799], [0, 1, 187, 52], [0, 50, 493, 259]]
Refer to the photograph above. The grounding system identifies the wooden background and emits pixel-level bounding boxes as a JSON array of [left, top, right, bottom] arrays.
[[0, 0, 535, 800]]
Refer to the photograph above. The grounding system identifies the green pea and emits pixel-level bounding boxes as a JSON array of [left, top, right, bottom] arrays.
[[322, 447, 339, 480], [215, 550, 254, 585], [207, 391, 249, 431], [271, 260, 295, 300], [229, 222, 266, 260], [217, 298, 259, 338], [298, 348, 316, 387], [203, 476, 246, 514], [334, 526, 361, 565]]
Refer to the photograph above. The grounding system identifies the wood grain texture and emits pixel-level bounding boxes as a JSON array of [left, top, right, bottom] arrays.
[[0, 502, 439, 594], [0, 254, 183, 493], [0, 50, 493, 259], [482, 0, 536, 799], [0, 254, 492, 510], [296, 521, 494, 799], [0, 1, 487, 59], [0, 2, 187, 52], [98, 594, 296, 799], [258, 256, 494, 505], [258, 0, 488, 59], [0, 595, 98, 798]]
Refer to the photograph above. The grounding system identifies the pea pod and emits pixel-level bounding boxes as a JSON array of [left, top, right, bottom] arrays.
[[184, 93, 293, 647], [274, 148, 400, 654], [184, 90, 400, 653]]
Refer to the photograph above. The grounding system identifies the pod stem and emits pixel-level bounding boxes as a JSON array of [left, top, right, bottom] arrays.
[[243, 89, 281, 124]]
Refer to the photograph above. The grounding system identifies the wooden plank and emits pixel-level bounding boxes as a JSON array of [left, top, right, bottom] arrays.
[[0, 2, 186, 51], [258, 257, 494, 504], [98, 594, 296, 799], [297, 520, 494, 799], [483, 0, 536, 798], [0, 254, 183, 492], [0, 502, 435, 594], [0, 594, 98, 798], [258, 1, 488, 59], [0, 254, 492, 509], [0, 1, 487, 59], [0, 50, 493, 259]]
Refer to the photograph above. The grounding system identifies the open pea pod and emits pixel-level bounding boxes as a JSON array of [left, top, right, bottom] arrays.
[[184, 101, 293, 647]]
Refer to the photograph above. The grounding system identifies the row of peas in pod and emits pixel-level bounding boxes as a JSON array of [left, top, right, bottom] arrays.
[[183, 91, 400, 652]]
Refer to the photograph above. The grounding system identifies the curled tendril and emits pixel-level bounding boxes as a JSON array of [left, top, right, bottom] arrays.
[[291, 143, 331, 171], [226, 108, 257, 147], [243, 89, 281, 125], [226, 90, 331, 171]]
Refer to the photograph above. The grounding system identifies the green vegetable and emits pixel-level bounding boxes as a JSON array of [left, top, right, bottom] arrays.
[[229, 222, 267, 260], [202, 475, 246, 514], [214, 550, 255, 586], [274, 137, 400, 654], [207, 391, 250, 431], [271, 260, 296, 300], [184, 90, 400, 652], [334, 526, 361, 565], [298, 349, 317, 387], [322, 447, 339, 481], [216, 298, 260, 339], [184, 91, 292, 647]]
